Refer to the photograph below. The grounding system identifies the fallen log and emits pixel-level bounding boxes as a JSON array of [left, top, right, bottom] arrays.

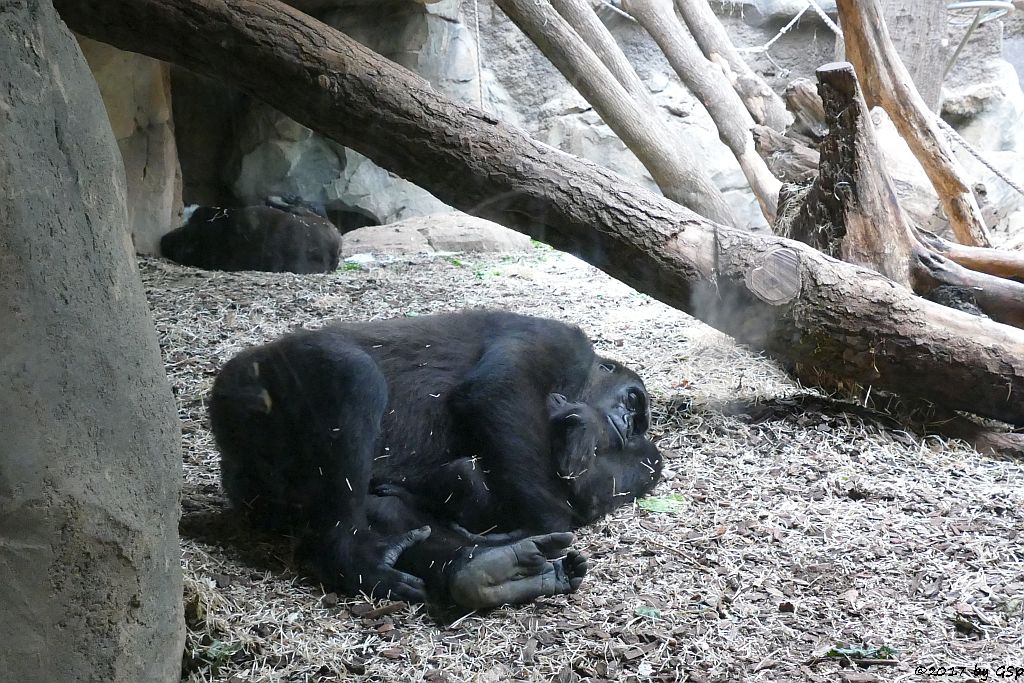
[[55, 0, 1024, 425]]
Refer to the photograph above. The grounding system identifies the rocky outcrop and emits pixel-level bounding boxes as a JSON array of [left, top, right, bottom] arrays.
[[0, 2, 184, 681], [78, 37, 182, 255], [342, 212, 533, 256]]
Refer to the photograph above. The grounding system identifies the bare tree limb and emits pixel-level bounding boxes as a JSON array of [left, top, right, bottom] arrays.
[[836, 0, 992, 247], [492, 0, 737, 224], [619, 0, 781, 222], [672, 0, 791, 131]]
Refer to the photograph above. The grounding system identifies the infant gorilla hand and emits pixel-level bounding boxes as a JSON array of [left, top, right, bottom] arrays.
[[447, 532, 588, 609], [318, 526, 431, 602], [547, 393, 602, 479]]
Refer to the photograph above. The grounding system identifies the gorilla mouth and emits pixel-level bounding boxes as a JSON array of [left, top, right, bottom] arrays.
[[607, 415, 626, 449]]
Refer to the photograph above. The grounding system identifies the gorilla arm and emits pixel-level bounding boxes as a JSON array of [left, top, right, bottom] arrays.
[[449, 335, 591, 533]]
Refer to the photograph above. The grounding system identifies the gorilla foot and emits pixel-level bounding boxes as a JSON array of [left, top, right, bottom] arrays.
[[447, 533, 588, 610]]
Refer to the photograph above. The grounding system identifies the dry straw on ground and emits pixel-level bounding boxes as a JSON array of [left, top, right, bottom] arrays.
[[142, 248, 1024, 683]]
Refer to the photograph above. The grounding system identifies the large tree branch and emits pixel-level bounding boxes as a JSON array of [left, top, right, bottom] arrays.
[[837, 0, 992, 248], [55, 0, 1024, 425], [490, 0, 737, 225]]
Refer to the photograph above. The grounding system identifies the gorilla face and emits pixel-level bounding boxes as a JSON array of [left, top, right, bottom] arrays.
[[547, 374, 662, 525], [581, 358, 652, 449]]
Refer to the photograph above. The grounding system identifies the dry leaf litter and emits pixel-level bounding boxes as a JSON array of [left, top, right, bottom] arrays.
[[141, 247, 1024, 683]]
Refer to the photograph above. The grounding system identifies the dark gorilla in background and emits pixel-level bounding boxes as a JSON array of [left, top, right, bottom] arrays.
[[209, 310, 662, 609], [160, 196, 341, 274]]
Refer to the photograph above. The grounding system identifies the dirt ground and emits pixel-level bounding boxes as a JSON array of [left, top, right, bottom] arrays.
[[142, 247, 1024, 683]]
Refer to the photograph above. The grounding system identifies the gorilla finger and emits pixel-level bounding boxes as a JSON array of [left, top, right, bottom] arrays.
[[381, 568, 426, 597], [530, 532, 575, 557], [381, 526, 432, 566], [547, 393, 569, 410], [388, 578, 427, 604], [564, 552, 588, 590]]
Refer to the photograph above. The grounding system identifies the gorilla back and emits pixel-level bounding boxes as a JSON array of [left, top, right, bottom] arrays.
[[160, 201, 341, 274], [209, 310, 661, 608]]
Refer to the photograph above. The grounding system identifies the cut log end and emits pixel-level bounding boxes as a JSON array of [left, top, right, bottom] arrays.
[[745, 247, 802, 305]]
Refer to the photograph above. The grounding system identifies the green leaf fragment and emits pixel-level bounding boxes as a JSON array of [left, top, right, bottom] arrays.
[[638, 494, 686, 514]]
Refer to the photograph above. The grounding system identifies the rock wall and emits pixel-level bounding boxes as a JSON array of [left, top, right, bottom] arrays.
[[0, 1, 185, 680], [78, 37, 182, 255]]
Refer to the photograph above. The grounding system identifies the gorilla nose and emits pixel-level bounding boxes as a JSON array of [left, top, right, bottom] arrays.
[[608, 409, 631, 447]]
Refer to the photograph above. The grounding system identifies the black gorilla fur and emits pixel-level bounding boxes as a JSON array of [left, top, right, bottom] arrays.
[[160, 196, 341, 274], [209, 310, 662, 609]]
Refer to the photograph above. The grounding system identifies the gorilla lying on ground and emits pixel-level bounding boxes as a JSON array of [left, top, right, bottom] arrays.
[[160, 195, 341, 274], [209, 310, 662, 609]]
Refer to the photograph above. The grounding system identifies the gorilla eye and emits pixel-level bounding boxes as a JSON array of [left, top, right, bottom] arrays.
[[599, 362, 616, 373]]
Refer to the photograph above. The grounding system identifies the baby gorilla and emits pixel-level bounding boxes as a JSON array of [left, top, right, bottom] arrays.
[[366, 392, 660, 608], [377, 392, 660, 537]]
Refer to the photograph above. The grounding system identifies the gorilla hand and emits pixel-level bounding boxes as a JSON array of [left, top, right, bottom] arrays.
[[447, 532, 588, 609], [547, 393, 601, 479], [320, 526, 431, 603]]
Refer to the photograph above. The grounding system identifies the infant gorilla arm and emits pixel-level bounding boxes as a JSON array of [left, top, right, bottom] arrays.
[[209, 310, 662, 610]]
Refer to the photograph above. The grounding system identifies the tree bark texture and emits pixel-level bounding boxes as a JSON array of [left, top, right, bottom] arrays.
[[493, 0, 737, 225], [783, 78, 828, 145], [837, 0, 991, 248], [753, 125, 819, 184], [0, 2, 184, 681], [672, 0, 791, 131], [54, 0, 1024, 425], [620, 0, 781, 222], [879, 0, 948, 112]]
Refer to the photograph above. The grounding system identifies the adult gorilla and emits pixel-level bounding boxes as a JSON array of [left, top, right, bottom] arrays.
[[160, 196, 341, 274], [209, 310, 661, 609]]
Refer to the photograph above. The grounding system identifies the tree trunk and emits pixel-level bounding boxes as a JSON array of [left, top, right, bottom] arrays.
[[54, 0, 1024, 426], [672, 0, 791, 131], [837, 0, 991, 247], [784, 63, 919, 287], [491, 0, 737, 225], [836, 0, 948, 112], [0, 2, 184, 682], [620, 0, 781, 222], [879, 0, 948, 112]]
